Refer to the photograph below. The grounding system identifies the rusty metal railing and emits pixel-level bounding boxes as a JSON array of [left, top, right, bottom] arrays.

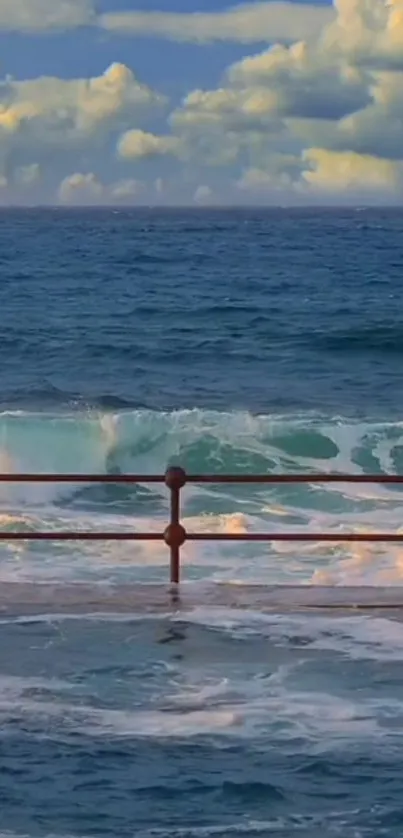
[[1, 467, 403, 584]]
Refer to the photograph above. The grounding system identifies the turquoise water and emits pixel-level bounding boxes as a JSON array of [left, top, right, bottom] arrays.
[[1, 208, 403, 836]]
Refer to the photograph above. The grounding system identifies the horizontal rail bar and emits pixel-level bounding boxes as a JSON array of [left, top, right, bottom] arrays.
[[0, 474, 165, 484], [1, 467, 403, 583], [188, 533, 403, 543], [0, 532, 402, 543], [0, 473, 403, 484], [0, 533, 165, 542], [189, 474, 403, 484]]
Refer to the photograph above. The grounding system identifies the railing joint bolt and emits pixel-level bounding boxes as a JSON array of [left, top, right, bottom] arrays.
[[165, 467, 187, 490], [164, 523, 187, 549]]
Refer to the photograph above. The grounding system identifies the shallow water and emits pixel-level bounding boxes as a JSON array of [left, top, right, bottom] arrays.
[[1, 611, 403, 837]]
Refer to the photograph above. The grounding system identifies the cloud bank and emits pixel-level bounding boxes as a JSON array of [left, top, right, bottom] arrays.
[[100, 2, 334, 45], [0, 0, 94, 32], [0, 0, 403, 203]]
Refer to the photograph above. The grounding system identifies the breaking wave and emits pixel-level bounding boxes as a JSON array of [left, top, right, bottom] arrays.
[[0, 408, 403, 587]]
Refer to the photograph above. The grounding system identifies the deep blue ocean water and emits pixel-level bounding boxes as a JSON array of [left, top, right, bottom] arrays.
[[1, 207, 403, 838], [1, 206, 402, 415]]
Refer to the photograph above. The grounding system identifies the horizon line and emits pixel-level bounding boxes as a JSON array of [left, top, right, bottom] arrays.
[[0, 203, 403, 211]]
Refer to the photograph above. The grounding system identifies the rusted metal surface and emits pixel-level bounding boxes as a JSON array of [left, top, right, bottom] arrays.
[[0, 532, 164, 542], [1, 468, 402, 584], [0, 474, 165, 483], [164, 467, 187, 585], [1, 473, 403, 483], [188, 474, 403, 484]]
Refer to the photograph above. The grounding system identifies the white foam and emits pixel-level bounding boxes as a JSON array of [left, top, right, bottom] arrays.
[[0, 674, 75, 700], [0, 695, 239, 738], [179, 607, 403, 660], [1, 409, 403, 589], [1, 618, 403, 748], [0, 611, 173, 625]]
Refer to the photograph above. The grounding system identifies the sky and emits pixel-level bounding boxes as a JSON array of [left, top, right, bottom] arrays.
[[0, 0, 403, 205]]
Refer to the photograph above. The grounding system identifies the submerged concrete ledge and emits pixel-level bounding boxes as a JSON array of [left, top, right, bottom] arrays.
[[0, 582, 403, 617]]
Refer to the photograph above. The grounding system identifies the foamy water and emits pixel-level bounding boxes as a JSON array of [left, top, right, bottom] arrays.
[[1, 409, 403, 836], [1, 609, 403, 836], [1, 203, 403, 836], [1, 409, 403, 588]]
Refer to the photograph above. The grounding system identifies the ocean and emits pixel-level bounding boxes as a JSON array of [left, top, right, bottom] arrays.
[[1, 207, 403, 837]]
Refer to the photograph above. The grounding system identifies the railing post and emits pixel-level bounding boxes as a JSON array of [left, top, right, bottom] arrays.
[[164, 467, 187, 585]]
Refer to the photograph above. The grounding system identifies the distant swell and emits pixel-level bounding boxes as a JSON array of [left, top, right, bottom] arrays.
[[0, 386, 139, 412], [315, 323, 403, 354]]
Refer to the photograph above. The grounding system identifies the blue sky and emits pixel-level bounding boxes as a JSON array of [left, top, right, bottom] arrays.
[[0, 0, 402, 205]]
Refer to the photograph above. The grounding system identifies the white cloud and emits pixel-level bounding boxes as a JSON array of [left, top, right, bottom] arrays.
[[111, 178, 143, 199], [0, 63, 164, 152], [14, 163, 41, 186], [0, 63, 167, 204], [1, 0, 403, 203], [228, 42, 371, 119], [237, 155, 301, 190], [163, 0, 403, 201], [100, 2, 334, 45], [194, 185, 214, 204], [117, 129, 179, 160], [173, 37, 371, 135], [301, 147, 403, 193], [324, 0, 403, 70], [333, 70, 403, 159], [59, 172, 103, 204], [234, 147, 403, 200], [58, 172, 145, 204], [0, 0, 94, 32], [174, 87, 277, 127], [285, 66, 403, 163]]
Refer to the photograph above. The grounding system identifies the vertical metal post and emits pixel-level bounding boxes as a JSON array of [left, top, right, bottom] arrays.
[[170, 482, 180, 584], [164, 467, 187, 585]]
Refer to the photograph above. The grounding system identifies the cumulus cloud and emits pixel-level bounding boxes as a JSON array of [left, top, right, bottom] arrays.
[[14, 163, 41, 186], [173, 59, 369, 131], [117, 129, 179, 160], [2, 0, 403, 203], [3, 0, 403, 77], [0, 0, 94, 32], [111, 179, 143, 199], [0, 61, 168, 204], [227, 42, 372, 120], [324, 0, 403, 70], [164, 0, 403, 200], [58, 172, 145, 204], [59, 172, 103, 204], [193, 185, 214, 204], [100, 2, 334, 45], [301, 148, 403, 193], [173, 87, 277, 128], [0, 63, 164, 154], [237, 154, 302, 191], [172, 30, 372, 134], [0, 62, 168, 204], [329, 70, 403, 159]]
